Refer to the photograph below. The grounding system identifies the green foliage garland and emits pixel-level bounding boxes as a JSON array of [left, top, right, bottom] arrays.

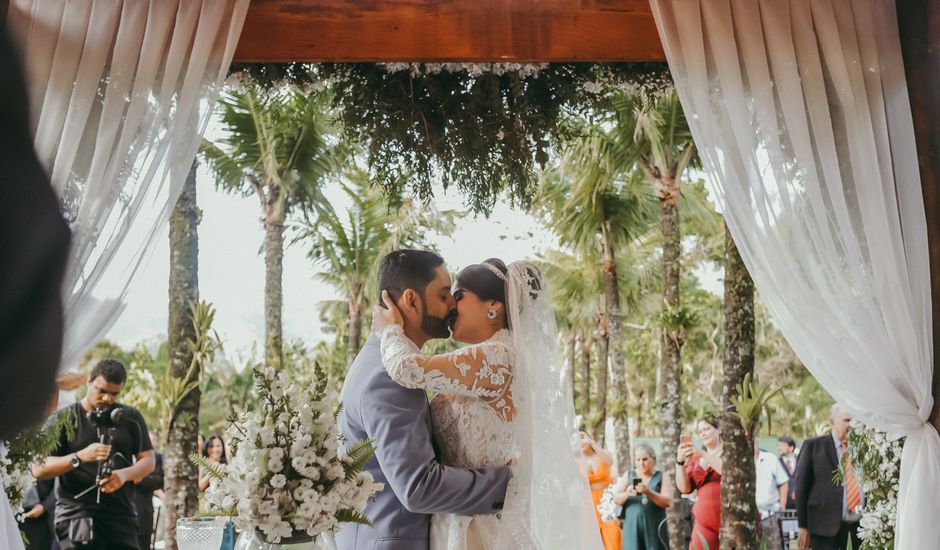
[[230, 62, 672, 213]]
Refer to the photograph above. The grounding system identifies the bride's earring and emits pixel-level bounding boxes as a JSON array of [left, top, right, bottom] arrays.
[[486, 308, 497, 320]]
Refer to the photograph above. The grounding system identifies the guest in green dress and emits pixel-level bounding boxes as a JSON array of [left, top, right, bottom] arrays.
[[613, 443, 674, 550]]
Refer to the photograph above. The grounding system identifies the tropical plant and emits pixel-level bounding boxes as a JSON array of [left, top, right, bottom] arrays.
[[533, 152, 658, 463], [301, 168, 456, 366], [201, 83, 346, 370], [579, 89, 698, 547], [158, 302, 223, 442], [730, 373, 782, 440]]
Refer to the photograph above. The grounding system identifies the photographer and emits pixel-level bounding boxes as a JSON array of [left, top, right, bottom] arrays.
[[33, 359, 155, 550]]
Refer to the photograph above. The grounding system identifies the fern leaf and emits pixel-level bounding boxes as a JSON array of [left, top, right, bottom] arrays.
[[342, 439, 376, 480], [335, 508, 373, 527], [190, 453, 228, 481]]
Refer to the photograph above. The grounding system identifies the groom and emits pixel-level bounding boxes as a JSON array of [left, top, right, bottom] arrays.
[[336, 250, 511, 550]]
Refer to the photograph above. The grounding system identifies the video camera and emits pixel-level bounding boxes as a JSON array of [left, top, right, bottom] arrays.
[[85, 404, 126, 429], [75, 405, 130, 504]]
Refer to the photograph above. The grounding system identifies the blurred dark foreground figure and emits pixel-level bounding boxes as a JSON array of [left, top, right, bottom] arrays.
[[0, 22, 71, 440]]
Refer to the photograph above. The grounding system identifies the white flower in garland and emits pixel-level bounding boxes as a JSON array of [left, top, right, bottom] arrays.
[[378, 62, 549, 78], [196, 366, 383, 543]]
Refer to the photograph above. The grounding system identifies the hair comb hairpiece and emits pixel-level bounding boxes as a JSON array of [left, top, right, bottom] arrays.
[[481, 261, 507, 281]]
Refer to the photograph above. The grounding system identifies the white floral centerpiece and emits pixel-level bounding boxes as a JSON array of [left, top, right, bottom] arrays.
[[837, 420, 903, 550], [195, 366, 383, 544]]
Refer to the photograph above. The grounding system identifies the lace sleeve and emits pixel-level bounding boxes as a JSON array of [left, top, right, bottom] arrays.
[[378, 326, 515, 420]]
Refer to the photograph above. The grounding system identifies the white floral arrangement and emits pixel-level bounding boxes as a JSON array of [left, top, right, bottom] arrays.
[[839, 420, 903, 550], [196, 366, 383, 543]]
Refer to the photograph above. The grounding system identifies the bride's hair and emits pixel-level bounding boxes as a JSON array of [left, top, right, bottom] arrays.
[[455, 257, 508, 304], [457, 258, 543, 309]]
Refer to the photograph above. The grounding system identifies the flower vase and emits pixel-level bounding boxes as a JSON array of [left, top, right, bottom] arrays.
[[234, 530, 334, 550]]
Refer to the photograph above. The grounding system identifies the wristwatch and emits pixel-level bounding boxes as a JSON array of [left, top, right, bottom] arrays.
[[69, 454, 81, 469]]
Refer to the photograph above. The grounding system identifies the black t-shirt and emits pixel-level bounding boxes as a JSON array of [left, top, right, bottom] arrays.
[[51, 402, 153, 520]]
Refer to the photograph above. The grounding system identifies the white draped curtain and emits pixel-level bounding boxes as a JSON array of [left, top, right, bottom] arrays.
[[650, 0, 939, 548], [7, 0, 249, 368]]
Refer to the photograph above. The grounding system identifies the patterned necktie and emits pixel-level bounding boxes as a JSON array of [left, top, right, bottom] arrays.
[[842, 440, 862, 512]]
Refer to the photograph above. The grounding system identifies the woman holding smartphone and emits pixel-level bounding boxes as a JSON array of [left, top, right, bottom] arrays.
[[611, 443, 673, 550], [675, 416, 723, 550]]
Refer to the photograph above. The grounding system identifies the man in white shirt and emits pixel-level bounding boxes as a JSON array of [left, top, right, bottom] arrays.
[[756, 446, 790, 547]]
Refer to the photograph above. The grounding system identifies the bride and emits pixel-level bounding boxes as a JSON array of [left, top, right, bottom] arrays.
[[372, 258, 603, 550]]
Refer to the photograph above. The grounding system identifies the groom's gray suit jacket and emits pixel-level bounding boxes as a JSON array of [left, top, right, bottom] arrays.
[[336, 334, 512, 550]]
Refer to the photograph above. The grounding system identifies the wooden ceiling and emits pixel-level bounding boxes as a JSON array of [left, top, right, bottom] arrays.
[[233, 0, 666, 62]]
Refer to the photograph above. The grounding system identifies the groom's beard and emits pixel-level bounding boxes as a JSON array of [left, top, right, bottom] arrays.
[[422, 305, 456, 339]]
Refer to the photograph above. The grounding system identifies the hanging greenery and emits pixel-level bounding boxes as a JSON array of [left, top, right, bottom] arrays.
[[229, 62, 672, 213]]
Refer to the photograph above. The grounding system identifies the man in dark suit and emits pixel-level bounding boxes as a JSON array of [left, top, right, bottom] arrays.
[[795, 404, 863, 550]]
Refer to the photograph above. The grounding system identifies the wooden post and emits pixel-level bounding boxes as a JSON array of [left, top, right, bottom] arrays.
[[897, 1, 940, 433]]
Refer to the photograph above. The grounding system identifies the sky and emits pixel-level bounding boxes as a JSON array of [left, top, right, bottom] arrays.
[[103, 165, 559, 362]]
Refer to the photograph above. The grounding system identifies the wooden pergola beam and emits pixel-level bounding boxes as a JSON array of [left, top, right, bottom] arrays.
[[898, 1, 940, 433], [233, 0, 665, 62]]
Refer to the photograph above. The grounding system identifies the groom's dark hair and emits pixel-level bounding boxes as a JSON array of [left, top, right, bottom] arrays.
[[378, 249, 445, 305]]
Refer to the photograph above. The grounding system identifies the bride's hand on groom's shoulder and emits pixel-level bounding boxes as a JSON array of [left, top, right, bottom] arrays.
[[372, 290, 404, 334]]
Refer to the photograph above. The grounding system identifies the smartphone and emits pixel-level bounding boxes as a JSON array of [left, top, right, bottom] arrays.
[[631, 476, 641, 488], [680, 434, 692, 446]]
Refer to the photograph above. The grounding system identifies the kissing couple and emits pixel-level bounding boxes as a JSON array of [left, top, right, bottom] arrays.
[[336, 250, 604, 550]]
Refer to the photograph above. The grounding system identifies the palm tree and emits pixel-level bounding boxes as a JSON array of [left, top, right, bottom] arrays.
[[163, 162, 200, 550], [302, 169, 455, 366], [534, 162, 658, 463], [201, 84, 344, 370], [580, 90, 698, 547], [719, 223, 758, 549]]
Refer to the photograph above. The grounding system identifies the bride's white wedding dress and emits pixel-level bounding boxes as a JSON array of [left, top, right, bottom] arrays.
[[380, 326, 519, 550]]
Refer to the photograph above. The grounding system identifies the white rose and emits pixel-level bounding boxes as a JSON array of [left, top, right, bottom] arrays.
[[270, 474, 287, 489]]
